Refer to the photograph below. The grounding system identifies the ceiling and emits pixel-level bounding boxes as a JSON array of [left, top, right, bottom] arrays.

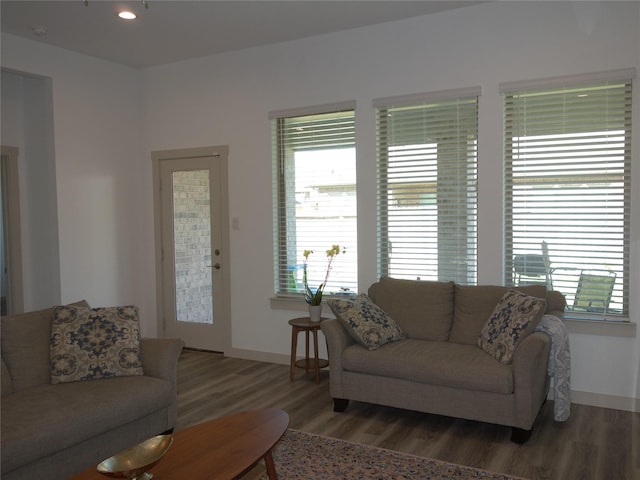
[[1, 1, 483, 68]]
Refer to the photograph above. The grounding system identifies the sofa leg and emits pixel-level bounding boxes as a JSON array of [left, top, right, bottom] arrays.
[[511, 427, 533, 444], [333, 398, 349, 412]]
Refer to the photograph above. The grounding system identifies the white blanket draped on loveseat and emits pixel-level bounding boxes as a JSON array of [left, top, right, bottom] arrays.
[[535, 314, 571, 421]]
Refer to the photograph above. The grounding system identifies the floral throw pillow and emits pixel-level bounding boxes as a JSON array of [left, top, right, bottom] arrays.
[[477, 289, 547, 364], [328, 294, 405, 350], [50, 305, 144, 384]]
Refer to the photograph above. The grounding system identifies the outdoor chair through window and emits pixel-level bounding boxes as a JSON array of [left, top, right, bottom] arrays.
[[514, 241, 554, 288], [513, 253, 547, 286], [572, 271, 617, 313]]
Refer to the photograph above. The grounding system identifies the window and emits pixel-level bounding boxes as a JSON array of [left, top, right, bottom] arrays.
[[375, 89, 479, 284], [502, 70, 633, 319], [271, 103, 357, 298]]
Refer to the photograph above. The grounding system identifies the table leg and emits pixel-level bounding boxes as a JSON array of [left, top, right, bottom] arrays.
[[289, 326, 298, 381], [313, 328, 320, 384], [264, 450, 278, 480], [304, 329, 310, 373]]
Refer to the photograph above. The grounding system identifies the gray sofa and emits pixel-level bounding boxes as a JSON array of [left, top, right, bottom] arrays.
[[321, 277, 566, 443], [1, 303, 183, 480]]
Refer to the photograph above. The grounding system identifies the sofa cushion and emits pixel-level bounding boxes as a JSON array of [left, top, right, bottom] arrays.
[[342, 339, 513, 394], [477, 289, 547, 364], [0, 300, 90, 391], [0, 375, 171, 474], [368, 277, 455, 341], [51, 305, 144, 384], [328, 294, 405, 350], [449, 285, 547, 345]]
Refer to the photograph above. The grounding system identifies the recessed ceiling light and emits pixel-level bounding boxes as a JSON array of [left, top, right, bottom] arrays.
[[118, 11, 137, 20]]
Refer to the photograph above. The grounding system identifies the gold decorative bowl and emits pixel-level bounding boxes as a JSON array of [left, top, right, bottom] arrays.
[[97, 434, 173, 479]]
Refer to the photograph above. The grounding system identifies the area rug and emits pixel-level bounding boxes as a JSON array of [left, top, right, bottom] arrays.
[[262, 429, 526, 480]]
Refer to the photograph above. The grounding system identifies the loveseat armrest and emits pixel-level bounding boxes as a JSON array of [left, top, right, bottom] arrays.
[[321, 319, 355, 367], [546, 290, 566, 320], [140, 338, 184, 383], [511, 331, 551, 429], [321, 319, 356, 399]]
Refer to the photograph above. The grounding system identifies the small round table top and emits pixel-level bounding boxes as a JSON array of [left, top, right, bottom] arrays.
[[288, 317, 329, 328]]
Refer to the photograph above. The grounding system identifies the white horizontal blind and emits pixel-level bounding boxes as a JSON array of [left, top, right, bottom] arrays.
[[376, 92, 478, 284], [503, 77, 632, 318], [272, 108, 357, 297]]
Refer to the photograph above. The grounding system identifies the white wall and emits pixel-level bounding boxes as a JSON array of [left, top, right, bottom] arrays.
[[142, 1, 640, 408], [0, 36, 147, 320], [1, 70, 61, 310], [1, 1, 638, 408]]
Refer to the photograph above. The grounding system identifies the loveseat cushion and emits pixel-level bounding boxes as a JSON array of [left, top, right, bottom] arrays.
[[477, 289, 547, 364], [368, 277, 455, 341], [1, 301, 90, 391], [342, 339, 514, 394], [449, 285, 547, 345], [0, 375, 171, 475]]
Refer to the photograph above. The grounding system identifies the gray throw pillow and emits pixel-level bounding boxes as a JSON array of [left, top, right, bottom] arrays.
[[328, 294, 405, 350], [50, 305, 144, 383], [477, 289, 546, 364]]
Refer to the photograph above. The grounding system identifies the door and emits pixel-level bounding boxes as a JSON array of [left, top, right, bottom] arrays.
[[153, 146, 230, 352]]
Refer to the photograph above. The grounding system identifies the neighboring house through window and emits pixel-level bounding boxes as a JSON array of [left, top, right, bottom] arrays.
[[375, 88, 480, 284], [502, 70, 634, 319], [271, 103, 357, 298]]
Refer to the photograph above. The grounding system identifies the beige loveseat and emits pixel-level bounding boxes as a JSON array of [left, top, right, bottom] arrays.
[[1, 303, 183, 480], [321, 277, 565, 443]]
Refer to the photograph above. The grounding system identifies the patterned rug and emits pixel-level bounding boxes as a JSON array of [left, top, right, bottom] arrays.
[[262, 429, 526, 480]]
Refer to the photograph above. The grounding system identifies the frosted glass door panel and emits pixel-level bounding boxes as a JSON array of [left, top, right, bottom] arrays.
[[172, 170, 213, 324]]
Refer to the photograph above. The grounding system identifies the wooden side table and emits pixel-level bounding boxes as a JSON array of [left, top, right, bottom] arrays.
[[288, 316, 329, 384]]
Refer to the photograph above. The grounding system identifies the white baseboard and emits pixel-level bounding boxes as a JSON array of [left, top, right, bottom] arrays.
[[567, 390, 640, 413], [229, 347, 291, 366], [229, 348, 640, 413]]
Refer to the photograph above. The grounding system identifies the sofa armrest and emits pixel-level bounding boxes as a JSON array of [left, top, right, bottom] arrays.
[[512, 331, 551, 428], [321, 319, 355, 367], [321, 319, 356, 398], [140, 338, 184, 382], [547, 309, 565, 320], [140, 338, 183, 430]]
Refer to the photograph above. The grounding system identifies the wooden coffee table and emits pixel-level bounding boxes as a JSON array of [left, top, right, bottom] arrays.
[[69, 408, 289, 480]]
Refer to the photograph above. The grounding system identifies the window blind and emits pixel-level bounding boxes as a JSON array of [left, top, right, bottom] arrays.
[[503, 74, 632, 318], [375, 90, 479, 284], [272, 107, 357, 297]]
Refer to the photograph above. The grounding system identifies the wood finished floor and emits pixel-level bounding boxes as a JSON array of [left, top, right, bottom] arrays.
[[176, 349, 640, 480]]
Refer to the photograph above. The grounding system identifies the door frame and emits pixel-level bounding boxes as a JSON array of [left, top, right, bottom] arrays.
[[151, 145, 231, 352], [1, 146, 24, 314]]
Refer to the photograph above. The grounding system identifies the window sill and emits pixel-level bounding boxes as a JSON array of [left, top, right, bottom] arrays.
[[564, 316, 636, 338], [270, 296, 310, 312], [271, 297, 636, 338], [270, 293, 354, 312]]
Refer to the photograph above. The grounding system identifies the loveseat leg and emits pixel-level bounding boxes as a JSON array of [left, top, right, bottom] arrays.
[[511, 427, 533, 444], [333, 398, 349, 412]]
